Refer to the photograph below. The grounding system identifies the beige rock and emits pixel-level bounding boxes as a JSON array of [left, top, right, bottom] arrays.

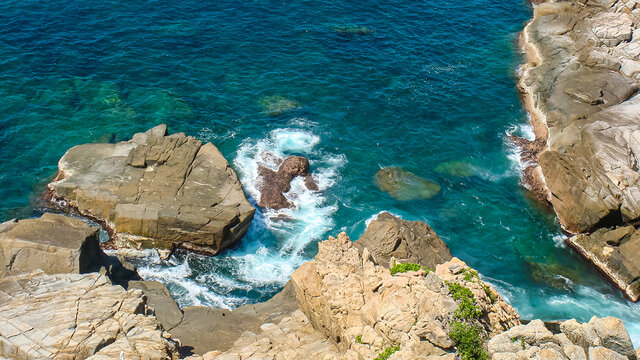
[[0, 213, 101, 275], [353, 212, 452, 269], [48, 125, 255, 255], [0, 271, 176, 359]]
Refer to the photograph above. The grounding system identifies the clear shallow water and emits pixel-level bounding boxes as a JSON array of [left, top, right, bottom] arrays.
[[2, 0, 640, 344]]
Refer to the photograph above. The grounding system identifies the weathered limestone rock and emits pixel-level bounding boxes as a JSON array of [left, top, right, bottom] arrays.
[[48, 124, 255, 255], [517, 0, 640, 299], [129, 280, 184, 331], [0, 213, 101, 275], [290, 233, 519, 359], [488, 316, 635, 360], [354, 212, 452, 269], [258, 156, 318, 210], [0, 271, 176, 359]]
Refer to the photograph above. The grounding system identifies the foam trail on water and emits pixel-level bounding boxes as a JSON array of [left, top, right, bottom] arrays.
[[134, 122, 345, 309]]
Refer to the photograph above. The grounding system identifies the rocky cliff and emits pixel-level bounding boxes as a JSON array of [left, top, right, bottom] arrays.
[[47, 124, 255, 256], [518, 0, 640, 301]]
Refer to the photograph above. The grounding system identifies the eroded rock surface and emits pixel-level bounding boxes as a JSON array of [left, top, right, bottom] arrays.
[[0, 213, 101, 275], [0, 271, 176, 360], [48, 124, 255, 255], [488, 316, 636, 360], [258, 156, 318, 210], [354, 212, 452, 269], [518, 0, 640, 300]]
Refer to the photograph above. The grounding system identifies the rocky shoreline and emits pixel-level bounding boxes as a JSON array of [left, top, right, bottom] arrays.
[[515, 0, 640, 302]]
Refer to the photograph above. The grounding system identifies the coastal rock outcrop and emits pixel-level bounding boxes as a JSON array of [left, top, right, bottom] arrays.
[[375, 167, 441, 201], [47, 124, 255, 255], [289, 233, 519, 359], [258, 156, 318, 210], [488, 317, 636, 360], [354, 212, 452, 269], [0, 213, 101, 275], [518, 0, 640, 299], [0, 271, 177, 359]]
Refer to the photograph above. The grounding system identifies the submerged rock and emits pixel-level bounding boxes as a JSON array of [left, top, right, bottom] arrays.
[[524, 259, 583, 291], [434, 160, 478, 177], [354, 212, 452, 269], [330, 25, 374, 35], [258, 95, 300, 116], [258, 156, 318, 210], [0, 213, 101, 275], [47, 124, 255, 256], [0, 271, 177, 359], [375, 166, 440, 200]]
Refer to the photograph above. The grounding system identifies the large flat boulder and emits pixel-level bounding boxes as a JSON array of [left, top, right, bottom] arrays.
[[0, 271, 176, 359], [0, 213, 101, 275], [354, 212, 452, 269], [48, 124, 255, 255]]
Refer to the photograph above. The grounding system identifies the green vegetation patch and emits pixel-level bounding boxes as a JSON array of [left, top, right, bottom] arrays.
[[460, 268, 479, 282], [374, 345, 400, 360], [389, 262, 432, 275], [449, 321, 488, 360], [355, 334, 362, 344], [482, 284, 497, 304]]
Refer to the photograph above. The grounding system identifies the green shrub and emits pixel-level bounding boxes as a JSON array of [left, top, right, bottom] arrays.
[[389, 262, 431, 275], [460, 268, 479, 282], [449, 321, 488, 360], [374, 345, 400, 360], [355, 334, 362, 344], [447, 282, 482, 319], [482, 284, 497, 304]]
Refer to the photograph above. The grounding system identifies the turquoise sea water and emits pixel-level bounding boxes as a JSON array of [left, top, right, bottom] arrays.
[[2, 0, 640, 344]]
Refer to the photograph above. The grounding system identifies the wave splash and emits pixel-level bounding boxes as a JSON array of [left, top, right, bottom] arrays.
[[134, 123, 345, 309]]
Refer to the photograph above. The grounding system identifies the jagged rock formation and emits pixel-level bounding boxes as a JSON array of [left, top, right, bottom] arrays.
[[354, 212, 452, 269], [0, 213, 101, 275], [518, 0, 640, 300], [0, 271, 177, 359], [258, 156, 318, 210], [489, 317, 636, 360], [190, 233, 519, 359], [47, 124, 255, 255]]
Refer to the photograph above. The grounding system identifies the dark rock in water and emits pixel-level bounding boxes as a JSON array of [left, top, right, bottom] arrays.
[[0, 213, 101, 275], [47, 124, 255, 256], [354, 212, 452, 269], [258, 95, 300, 116], [169, 281, 299, 356], [568, 226, 640, 302], [258, 156, 318, 210], [375, 167, 440, 201]]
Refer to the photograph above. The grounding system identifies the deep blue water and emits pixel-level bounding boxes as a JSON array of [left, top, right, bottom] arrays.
[[2, 0, 640, 344]]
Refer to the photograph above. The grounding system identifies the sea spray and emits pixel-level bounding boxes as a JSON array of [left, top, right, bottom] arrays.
[[133, 125, 345, 309]]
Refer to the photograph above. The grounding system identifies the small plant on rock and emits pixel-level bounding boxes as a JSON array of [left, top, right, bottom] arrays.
[[449, 321, 488, 360], [482, 284, 497, 304], [355, 334, 363, 344], [389, 262, 432, 275], [460, 268, 479, 282], [374, 345, 400, 360]]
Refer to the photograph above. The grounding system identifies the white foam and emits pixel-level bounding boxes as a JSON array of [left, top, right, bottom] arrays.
[[137, 123, 345, 309], [552, 234, 567, 248]]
